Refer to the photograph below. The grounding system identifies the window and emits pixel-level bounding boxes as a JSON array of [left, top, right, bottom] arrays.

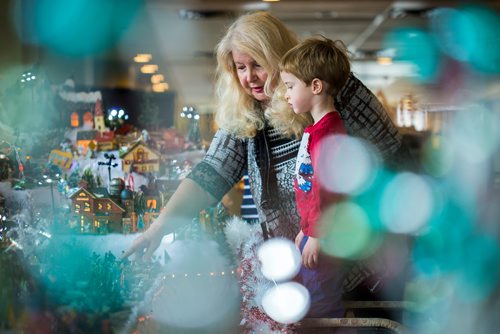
[[71, 112, 79, 128], [83, 111, 93, 127], [136, 148, 144, 162]]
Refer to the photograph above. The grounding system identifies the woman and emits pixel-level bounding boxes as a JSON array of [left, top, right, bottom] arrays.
[[124, 11, 405, 261]]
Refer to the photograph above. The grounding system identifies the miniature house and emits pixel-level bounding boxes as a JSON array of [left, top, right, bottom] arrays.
[[76, 130, 97, 156], [68, 187, 128, 234], [95, 131, 116, 151], [66, 177, 164, 234], [94, 99, 108, 133], [93, 99, 116, 151], [119, 140, 161, 174]]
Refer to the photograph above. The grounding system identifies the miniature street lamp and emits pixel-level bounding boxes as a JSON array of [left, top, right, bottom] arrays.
[[20, 71, 36, 84], [42, 174, 57, 220], [98, 153, 118, 182], [20, 71, 37, 125], [180, 106, 201, 146], [107, 107, 129, 130]]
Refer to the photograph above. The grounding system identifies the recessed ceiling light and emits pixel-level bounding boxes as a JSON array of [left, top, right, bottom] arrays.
[[151, 74, 165, 84], [152, 82, 169, 93], [141, 64, 159, 74], [377, 57, 393, 65], [134, 54, 152, 63]]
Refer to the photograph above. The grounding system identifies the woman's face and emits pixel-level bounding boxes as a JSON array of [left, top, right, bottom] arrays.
[[232, 50, 269, 102]]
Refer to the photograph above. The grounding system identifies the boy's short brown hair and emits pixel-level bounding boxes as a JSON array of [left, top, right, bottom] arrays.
[[279, 36, 351, 96]]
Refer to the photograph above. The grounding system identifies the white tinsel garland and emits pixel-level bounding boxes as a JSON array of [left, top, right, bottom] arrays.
[[224, 217, 297, 333], [223, 216, 258, 257]]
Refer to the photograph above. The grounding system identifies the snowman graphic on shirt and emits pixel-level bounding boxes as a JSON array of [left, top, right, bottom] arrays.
[[295, 133, 312, 192]]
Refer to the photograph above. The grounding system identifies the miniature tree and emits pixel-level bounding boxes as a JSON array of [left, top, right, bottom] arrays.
[[134, 190, 146, 216], [81, 167, 96, 189], [67, 168, 80, 188]]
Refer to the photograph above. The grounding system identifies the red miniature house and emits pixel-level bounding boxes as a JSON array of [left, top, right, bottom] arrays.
[[68, 187, 127, 233]]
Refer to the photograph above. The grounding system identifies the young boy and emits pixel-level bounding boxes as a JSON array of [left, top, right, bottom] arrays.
[[279, 36, 351, 317]]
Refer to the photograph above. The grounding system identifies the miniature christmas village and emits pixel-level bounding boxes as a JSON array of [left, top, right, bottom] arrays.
[[0, 89, 237, 333], [2, 99, 194, 232]]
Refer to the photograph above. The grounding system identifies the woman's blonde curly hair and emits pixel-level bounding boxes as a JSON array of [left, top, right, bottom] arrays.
[[214, 11, 312, 139]]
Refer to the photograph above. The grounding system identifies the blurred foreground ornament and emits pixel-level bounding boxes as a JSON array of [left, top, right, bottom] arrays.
[[150, 239, 240, 331], [257, 238, 301, 282], [257, 238, 310, 325], [261, 282, 310, 324]]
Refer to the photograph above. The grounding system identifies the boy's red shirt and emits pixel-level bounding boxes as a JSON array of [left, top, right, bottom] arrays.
[[294, 111, 346, 237]]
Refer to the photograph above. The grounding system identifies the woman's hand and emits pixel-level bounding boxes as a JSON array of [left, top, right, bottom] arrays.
[[122, 220, 165, 262], [122, 179, 217, 261], [302, 237, 320, 269]]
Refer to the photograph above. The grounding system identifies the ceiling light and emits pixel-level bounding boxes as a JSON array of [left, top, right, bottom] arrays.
[[151, 74, 165, 84], [377, 57, 393, 65], [152, 82, 169, 93], [141, 64, 158, 74], [134, 54, 152, 63], [376, 48, 395, 65]]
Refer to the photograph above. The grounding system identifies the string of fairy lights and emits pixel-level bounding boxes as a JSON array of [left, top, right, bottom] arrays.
[[161, 269, 237, 280]]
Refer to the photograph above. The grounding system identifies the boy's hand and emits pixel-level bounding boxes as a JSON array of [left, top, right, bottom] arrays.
[[302, 237, 320, 269]]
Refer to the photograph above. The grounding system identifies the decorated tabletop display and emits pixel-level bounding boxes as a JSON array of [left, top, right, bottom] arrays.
[[0, 99, 226, 333], [0, 179, 242, 333]]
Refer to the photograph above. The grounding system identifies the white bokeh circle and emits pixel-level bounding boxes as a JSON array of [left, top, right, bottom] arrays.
[[317, 134, 379, 195], [261, 282, 311, 324], [257, 238, 301, 282]]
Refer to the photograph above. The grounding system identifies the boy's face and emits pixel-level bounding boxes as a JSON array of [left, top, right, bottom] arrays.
[[281, 71, 315, 115]]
